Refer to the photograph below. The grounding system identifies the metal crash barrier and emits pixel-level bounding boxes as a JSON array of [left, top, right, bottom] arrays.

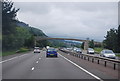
[[59, 49, 120, 70]]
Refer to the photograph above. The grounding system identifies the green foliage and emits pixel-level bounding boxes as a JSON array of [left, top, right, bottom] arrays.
[[116, 54, 120, 57], [94, 43, 102, 48], [3, 27, 32, 51], [2, 0, 48, 53], [36, 40, 48, 48], [2, 0, 19, 35], [89, 40, 94, 48], [81, 42, 84, 49], [15, 27, 31, 48], [16, 47, 30, 53], [118, 25, 120, 52], [2, 51, 16, 56], [103, 27, 120, 53], [30, 27, 47, 36], [94, 48, 103, 54], [24, 35, 35, 48], [47, 40, 66, 48], [2, 48, 30, 56]]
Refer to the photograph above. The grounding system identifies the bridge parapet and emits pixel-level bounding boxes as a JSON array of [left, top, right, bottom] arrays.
[[35, 37, 101, 50]]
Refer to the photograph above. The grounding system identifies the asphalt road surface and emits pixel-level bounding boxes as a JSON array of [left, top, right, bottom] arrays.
[[1, 50, 119, 80]]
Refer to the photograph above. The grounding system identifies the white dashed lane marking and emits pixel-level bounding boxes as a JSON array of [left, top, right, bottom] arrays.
[[36, 61, 39, 63], [31, 67, 34, 70]]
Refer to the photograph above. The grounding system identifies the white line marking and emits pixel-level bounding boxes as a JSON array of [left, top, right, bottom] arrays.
[[39, 58, 41, 59], [31, 67, 34, 70], [0, 54, 28, 63], [36, 61, 39, 63], [59, 53, 103, 81]]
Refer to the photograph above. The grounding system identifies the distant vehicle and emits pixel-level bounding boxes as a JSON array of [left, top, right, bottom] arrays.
[[46, 46, 50, 49], [66, 48, 72, 50], [100, 50, 116, 59], [87, 48, 94, 54], [46, 48, 58, 57], [74, 48, 82, 53], [34, 47, 40, 53]]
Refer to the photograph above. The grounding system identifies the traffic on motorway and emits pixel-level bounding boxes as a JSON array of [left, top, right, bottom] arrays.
[[60, 47, 117, 59], [33, 46, 118, 60]]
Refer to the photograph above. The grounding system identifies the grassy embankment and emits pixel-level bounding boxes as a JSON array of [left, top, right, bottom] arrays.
[[2, 48, 30, 56], [94, 48, 103, 54], [94, 48, 120, 57], [116, 54, 120, 57]]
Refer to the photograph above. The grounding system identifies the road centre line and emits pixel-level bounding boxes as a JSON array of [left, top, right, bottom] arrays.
[[0, 54, 28, 63], [59, 53, 103, 81]]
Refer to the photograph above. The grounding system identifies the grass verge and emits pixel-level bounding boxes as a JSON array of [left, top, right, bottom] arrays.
[[2, 48, 30, 56], [116, 54, 120, 57], [94, 48, 103, 54]]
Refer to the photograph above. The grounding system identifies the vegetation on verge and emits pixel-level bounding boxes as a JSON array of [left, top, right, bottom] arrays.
[[103, 26, 120, 53], [94, 48, 103, 54], [2, 0, 47, 56]]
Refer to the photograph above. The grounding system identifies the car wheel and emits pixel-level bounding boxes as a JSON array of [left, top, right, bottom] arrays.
[[54, 55, 57, 57]]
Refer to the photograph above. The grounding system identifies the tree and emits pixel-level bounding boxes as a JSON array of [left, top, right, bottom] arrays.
[[36, 40, 48, 48], [103, 28, 119, 52], [117, 25, 120, 52], [81, 42, 84, 49], [89, 40, 94, 48], [24, 35, 35, 48], [2, 0, 19, 35]]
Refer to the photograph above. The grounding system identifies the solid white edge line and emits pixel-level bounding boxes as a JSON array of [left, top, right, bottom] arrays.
[[59, 53, 103, 81], [0, 54, 28, 63], [31, 67, 34, 70]]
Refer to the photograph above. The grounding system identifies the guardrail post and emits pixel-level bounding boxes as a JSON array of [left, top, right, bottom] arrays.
[[84, 56, 86, 60], [105, 61, 107, 67], [97, 60, 99, 64], [81, 55, 83, 59], [92, 58, 94, 63], [73, 53, 74, 56], [77, 54, 79, 57], [88, 57, 89, 61], [59, 50, 120, 69], [114, 63, 116, 70]]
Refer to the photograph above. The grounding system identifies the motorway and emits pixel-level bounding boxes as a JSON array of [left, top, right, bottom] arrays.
[[1, 50, 119, 80]]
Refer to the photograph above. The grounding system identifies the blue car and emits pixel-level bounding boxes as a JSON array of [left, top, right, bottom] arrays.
[[46, 48, 58, 57]]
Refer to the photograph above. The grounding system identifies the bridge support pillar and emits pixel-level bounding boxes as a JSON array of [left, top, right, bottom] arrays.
[[84, 38, 89, 50]]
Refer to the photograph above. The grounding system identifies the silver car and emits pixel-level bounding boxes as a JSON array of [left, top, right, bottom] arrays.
[[87, 48, 94, 54], [34, 47, 40, 53], [100, 50, 116, 59], [75, 48, 82, 53]]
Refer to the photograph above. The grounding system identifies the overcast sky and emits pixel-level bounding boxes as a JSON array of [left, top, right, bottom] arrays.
[[13, 2, 118, 42]]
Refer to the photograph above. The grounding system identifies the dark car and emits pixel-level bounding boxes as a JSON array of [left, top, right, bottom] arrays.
[[46, 48, 58, 57]]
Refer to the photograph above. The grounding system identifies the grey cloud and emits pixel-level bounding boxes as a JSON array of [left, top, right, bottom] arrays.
[[14, 2, 118, 41]]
